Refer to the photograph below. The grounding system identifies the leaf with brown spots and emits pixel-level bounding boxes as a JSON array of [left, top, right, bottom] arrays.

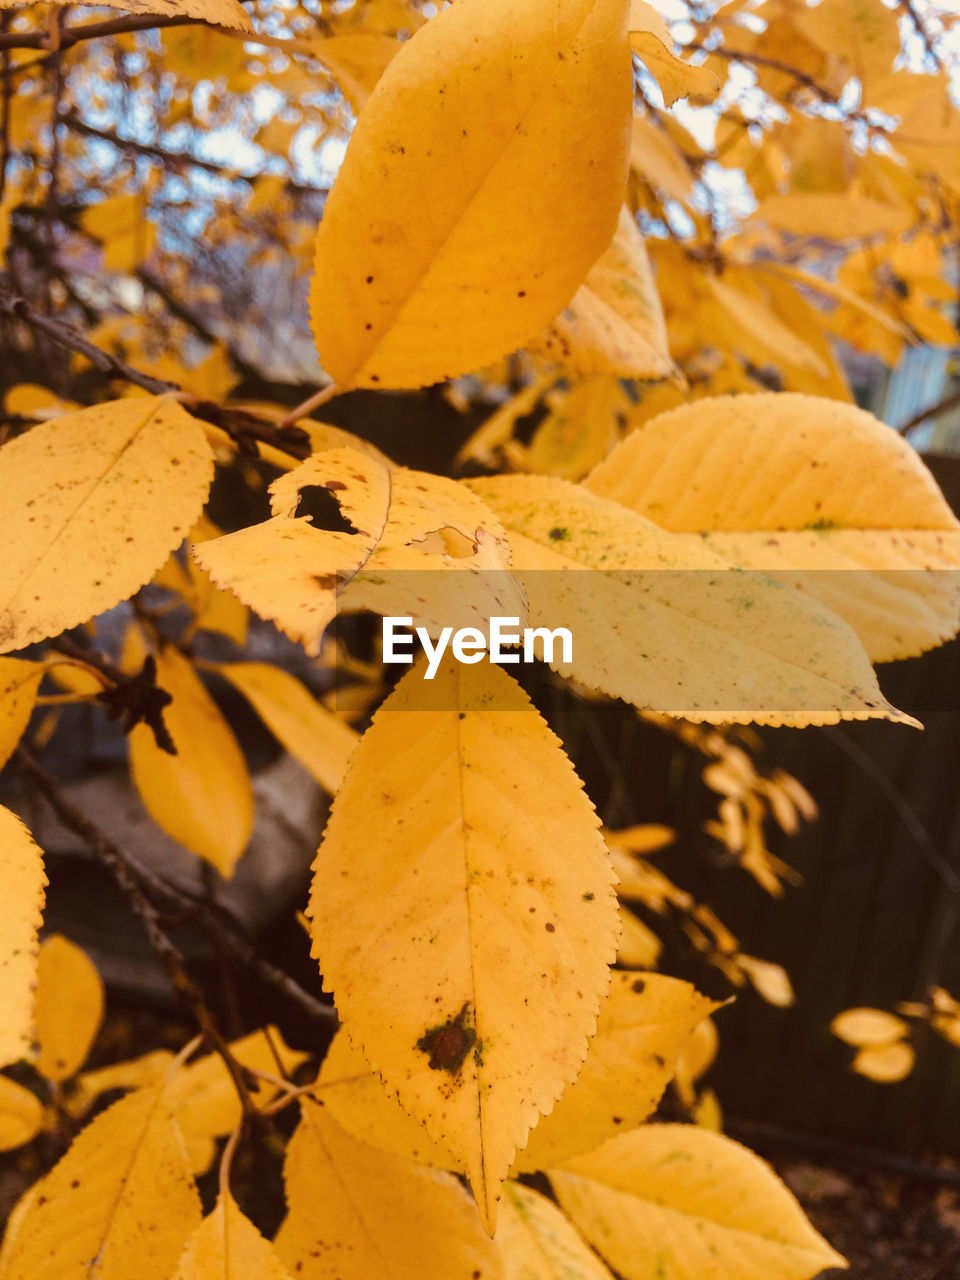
[[0, 658, 44, 772], [309, 658, 619, 1231], [0, 1081, 201, 1280], [195, 446, 524, 654], [0, 397, 214, 655]]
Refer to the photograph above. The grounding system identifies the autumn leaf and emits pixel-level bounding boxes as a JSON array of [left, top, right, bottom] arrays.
[[275, 1098, 502, 1279], [831, 1007, 909, 1046], [217, 662, 359, 794], [0, 1083, 202, 1280], [551, 1125, 847, 1280], [514, 972, 719, 1172], [172, 1192, 293, 1280], [309, 0, 633, 389], [0, 658, 44, 771], [33, 934, 104, 1083], [314, 1028, 458, 1171], [530, 206, 674, 380], [495, 1182, 616, 1280], [195, 446, 525, 654], [309, 658, 619, 1229], [467, 474, 914, 726], [755, 193, 913, 241], [0, 397, 214, 654], [0, 807, 45, 1069], [586, 392, 960, 661], [128, 643, 254, 877], [0, 1075, 43, 1152]]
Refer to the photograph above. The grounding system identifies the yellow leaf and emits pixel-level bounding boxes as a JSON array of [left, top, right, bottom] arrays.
[[737, 955, 794, 1008], [81, 194, 158, 274], [628, 1, 719, 105], [831, 1007, 908, 1047], [309, 658, 619, 1229], [0, 397, 214, 654], [0, 808, 45, 1069], [605, 824, 675, 856], [524, 379, 629, 483], [0, 1083, 202, 1280], [531, 207, 674, 380], [315, 1028, 458, 1170], [307, 32, 400, 111], [216, 663, 358, 794], [852, 1041, 915, 1083], [69, 1049, 175, 1118], [703, 275, 827, 375], [586, 392, 960, 662], [0, 0, 252, 28], [616, 907, 663, 968], [34, 934, 104, 1083], [173, 1192, 293, 1280], [195, 447, 524, 654], [275, 1098, 502, 1277], [309, 0, 633, 389], [0, 1075, 43, 1151], [467, 474, 914, 726], [495, 1182, 616, 1280], [4, 384, 77, 419], [754, 193, 913, 241], [128, 645, 254, 877], [551, 1125, 847, 1280], [515, 972, 718, 1172], [0, 658, 43, 771], [631, 115, 695, 204]]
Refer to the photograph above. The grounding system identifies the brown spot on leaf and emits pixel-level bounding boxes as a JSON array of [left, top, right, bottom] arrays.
[[417, 1002, 476, 1073]]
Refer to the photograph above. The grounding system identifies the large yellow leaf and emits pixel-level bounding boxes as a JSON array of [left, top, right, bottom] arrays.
[[0, 807, 45, 1069], [275, 1098, 502, 1279], [585, 393, 960, 661], [467, 475, 913, 726], [195, 447, 524, 654], [515, 972, 718, 1172], [0, 1075, 43, 1152], [309, 0, 632, 389], [128, 645, 254, 876], [0, 398, 214, 654], [0, 0, 252, 27], [315, 1028, 458, 1170], [172, 1192, 292, 1280], [1, 1084, 202, 1280], [531, 207, 674, 380], [551, 1125, 847, 1280], [793, 0, 900, 93], [0, 658, 44, 771], [216, 663, 358, 795], [308, 659, 619, 1229], [34, 934, 104, 1084], [495, 1182, 616, 1280]]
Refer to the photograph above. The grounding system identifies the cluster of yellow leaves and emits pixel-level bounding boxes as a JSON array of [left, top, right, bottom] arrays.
[[3, 0, 960, 1271], [833, 986, 960, 1083]]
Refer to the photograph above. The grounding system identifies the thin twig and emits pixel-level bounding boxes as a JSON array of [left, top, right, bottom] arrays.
[[898, 387, 960, 437]]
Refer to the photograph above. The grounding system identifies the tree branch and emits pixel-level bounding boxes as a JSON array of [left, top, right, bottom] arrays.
[[15, 746, 339, 1028], [0, 13, 198, 54], [898, 386, 960, 437]]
